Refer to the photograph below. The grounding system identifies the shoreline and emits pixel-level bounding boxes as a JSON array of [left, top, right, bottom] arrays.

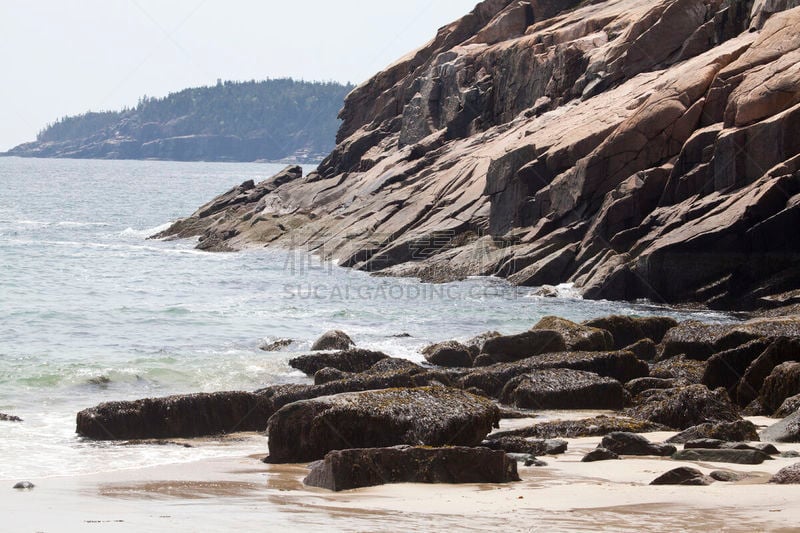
[[6, 417, 800, 532]]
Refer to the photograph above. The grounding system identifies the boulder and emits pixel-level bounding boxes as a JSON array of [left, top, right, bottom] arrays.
[[499, 369, 625, 410], [702, 339, 772, 395], [460, 350, 648, 397], [584, 316, 678, 349], [465, 331, 502, 358], [481, 436, 568, 456], [709, 470, 748, 482], [289, 348, 388, 376], [626, 385, 741, 430], [0, 413, 22, 422], [684, 440, 778, 453], [491, 416, 666, 440], [260, 365, 452, 411], [76, 392, 274, 440], [265, 387, 500, 463], [736, 338, 800, 407], [650, 356, 706, 383], [624, 339, 658, 362], [600, 432, 677, 457], [770, 463, 800, 484], [12, 482, 34, 490], [311, 330, 355, 351], [672, 449, 772, 465], [760, 361, 800, 414], [422, 341, 474, 368], [776, 393, 800, 418], [626, 377, 684, 397], [667, 420, 760, 444], [658, 321, 728, 361], [532, 316, 613, 351], [478, 330, 567, 365], [582, 448, 620, 462], [303, 446, 520, 491], [314, 367, 349, 385], [761, 410, 800, 443], [651, 467, 714, 486]]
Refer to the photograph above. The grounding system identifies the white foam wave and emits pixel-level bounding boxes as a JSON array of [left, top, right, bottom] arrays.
[[120, 222, 172, 239]]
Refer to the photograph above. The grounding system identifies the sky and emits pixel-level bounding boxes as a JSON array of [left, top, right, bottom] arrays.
[[0, 0, 479, 151]]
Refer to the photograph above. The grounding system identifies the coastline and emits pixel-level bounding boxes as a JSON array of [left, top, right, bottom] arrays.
[[6, 416, 800, 532]]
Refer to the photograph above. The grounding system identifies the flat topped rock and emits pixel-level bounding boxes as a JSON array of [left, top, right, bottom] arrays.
[[499, 368, 624, 410], [288, 348, 388, 376], [672, 448, 773, 465], [266, 386, 500, 464], [303, 446, 520, 491]]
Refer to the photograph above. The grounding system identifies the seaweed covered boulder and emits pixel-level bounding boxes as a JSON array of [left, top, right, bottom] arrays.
[[477, 330, 566, 365], [626, 385, 741, 430], [650, 356, 706, 383], [702, 339, 772, 395], [461, 350, 648, 397], [422, 341, 474, 368], [658, 321, 728, 361], [760, 362, 800, 415], [770, 463, 800, 484], [265, 387, 500, 463], [490, 415, 666, 440], [532, 316, 613, 351], [481, 436, 568, 456], [303, 446, 520, 491], [289, 348, 389, 376], [584, 316, 678, 350], [311, 330, 355, 351], [76, 392, 274, 440], [500, 369, 624, 410], [666, 420, 759, 444], [736, 338, 800, 407]]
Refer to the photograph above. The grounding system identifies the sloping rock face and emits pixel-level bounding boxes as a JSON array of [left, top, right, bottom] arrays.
[[158, 1, 800, 310]]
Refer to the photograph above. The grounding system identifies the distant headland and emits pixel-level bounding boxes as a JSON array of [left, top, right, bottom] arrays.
[[2, 78, 354, 163]]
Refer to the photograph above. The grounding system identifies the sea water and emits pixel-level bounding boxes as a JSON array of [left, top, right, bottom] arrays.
[[0, 157, 735, 479]]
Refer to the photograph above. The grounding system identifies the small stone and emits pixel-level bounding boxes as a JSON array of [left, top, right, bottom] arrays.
[[13, 482, 34, 490], [710, 470, 746, 482], [525, 458, 548, 467], [651, 467, 713, 486], [582, 448, 620, 462]]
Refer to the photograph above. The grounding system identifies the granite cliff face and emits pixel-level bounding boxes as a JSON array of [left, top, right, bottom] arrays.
[[159, 0, 800, 310]]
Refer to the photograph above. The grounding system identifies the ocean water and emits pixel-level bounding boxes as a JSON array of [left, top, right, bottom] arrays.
[[0, 157, 735, 479]]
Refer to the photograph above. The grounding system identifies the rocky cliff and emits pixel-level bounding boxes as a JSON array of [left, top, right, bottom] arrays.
[[158, 0, 800, 311]]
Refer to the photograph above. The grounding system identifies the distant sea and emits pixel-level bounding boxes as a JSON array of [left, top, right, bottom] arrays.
[[0, 157, 735, 479]]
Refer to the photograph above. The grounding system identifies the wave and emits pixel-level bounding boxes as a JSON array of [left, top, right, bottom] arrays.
[[0, 219, 111, 228], [120, 222, 172, 239]]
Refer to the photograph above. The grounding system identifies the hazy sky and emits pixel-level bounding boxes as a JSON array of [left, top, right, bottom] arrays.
[[0, 0, 479, 151]]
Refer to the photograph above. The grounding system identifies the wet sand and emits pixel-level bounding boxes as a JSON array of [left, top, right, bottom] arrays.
[[4, 418, 800, 532]]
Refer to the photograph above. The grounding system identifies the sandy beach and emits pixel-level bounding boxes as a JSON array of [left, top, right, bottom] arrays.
[[5, 416, 800, 533]]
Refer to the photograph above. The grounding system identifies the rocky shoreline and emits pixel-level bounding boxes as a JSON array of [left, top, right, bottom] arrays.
[[75, 314, 800, 491], [155, 0, 800, 311]]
